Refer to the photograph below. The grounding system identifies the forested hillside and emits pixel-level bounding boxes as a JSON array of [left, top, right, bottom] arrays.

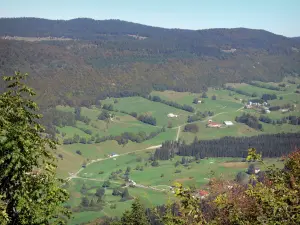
[[0, 18, 300, 108]]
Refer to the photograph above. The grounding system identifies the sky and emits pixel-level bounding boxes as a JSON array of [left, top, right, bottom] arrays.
[[0, 0, 299, 37]]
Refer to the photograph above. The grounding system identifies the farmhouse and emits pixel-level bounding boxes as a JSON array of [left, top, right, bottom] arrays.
[[224, 121, 234, 126], [281, 108, 289, 113], [255, 168, 261, 174], [197, 100, 202, 104], [109, 152, 119, 158], [198, 190, 209, 199], [207, 121, 222, 128], [167, 113, 178, 118]]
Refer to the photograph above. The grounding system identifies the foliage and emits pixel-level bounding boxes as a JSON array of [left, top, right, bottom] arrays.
[[98, 110, 112, 121], [183, 124, 199, 133], [138, 114, 157, 126], [149, 95, 195, 112], [119, 198, 150, 225], [0, 72, 70, 224], [235, 113, 262, 130], [95, 188, 105, 198], [187, 111, 214, 123], [173, 133, 300, 158]]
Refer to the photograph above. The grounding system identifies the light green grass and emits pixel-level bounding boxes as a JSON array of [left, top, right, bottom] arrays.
[[102, 96, 192, 127], [57, 126, 91, 139]]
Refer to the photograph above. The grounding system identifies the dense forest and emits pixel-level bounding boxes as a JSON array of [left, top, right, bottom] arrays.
[[0, 18, 300, 108], [154, 133, 300, 160]]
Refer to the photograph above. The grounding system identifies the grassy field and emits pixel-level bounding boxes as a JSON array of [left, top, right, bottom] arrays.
[[65, 149, 283, 224], [101, 96, 191, 127], [53, 79, 300, 224]]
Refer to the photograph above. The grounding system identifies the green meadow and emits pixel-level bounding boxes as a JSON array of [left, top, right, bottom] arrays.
[[52, 79, 300, 224]]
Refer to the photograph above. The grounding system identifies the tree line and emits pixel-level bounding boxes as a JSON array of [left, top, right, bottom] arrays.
[[259, 115, 300, 125], [249, 81, 283, 91], [153, 133, 300, 160], [63, 128, 165, 146], [149, 95, 195, 113]]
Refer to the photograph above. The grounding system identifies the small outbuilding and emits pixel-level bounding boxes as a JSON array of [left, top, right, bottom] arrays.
[[224, 121, 234, 126], [167, 113, 178, 118]]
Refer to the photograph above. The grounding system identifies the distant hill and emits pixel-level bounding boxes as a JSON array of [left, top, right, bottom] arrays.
[[293, 37, 300, 41], [0, 18, 299, 108]]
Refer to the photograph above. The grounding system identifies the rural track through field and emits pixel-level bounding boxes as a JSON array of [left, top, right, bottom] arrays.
[[176, 125, 181, 141], [66, 145, 162, 182]]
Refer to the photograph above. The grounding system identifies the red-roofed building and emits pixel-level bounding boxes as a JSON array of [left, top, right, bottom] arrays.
[[198, 190, 209, 199], [207, 121, 222, 128]]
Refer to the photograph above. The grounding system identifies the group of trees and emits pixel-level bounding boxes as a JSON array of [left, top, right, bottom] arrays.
[[249, 81, 282, 91], [153, 133, 300, 160], [98, 110, 112, 121], [183, 124, 199, 133], [259, 114, 300, 126], [153, 141, 178, 160], [149, 95, 195, 112], [235, 113, 262, 130], [0, 72, 70, 224], [226, 86, 253, 97], [108, 129, 165, 145], [74, 107, 91, 124], [261, 93, 277, 101], [187, 111, 214, 123], [137, 114, 157, 126], [177, 133, 300, 158]]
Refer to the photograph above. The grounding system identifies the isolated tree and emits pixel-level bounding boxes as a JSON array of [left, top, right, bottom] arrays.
[[102, 180, 111, 188], [81, 197, 89, 207], [0, 72, 70, 224], [121, 188, 131, 201], [120, 198, 150, 225], [95, 187, 105, 198]]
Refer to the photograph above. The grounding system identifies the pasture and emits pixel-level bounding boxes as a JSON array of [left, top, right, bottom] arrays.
[[52, 79, 300, 224], [101, 96, 191, 127]]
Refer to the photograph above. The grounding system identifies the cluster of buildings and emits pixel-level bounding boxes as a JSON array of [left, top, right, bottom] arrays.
[[245, 101, 268, 109], [206, 120, 234, 128]]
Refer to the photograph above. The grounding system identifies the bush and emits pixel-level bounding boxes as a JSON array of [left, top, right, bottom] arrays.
[[76, 150, 82, 155], [184, 124, 199, 133], [151, 161, 159, 167]]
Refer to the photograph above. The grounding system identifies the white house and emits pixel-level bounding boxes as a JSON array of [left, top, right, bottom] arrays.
[[167, 113, 178, 118], [281, 109, 289, 113], [224, 121, 234, 126], [109, 153, 119, 158], [255, 168, 261, 174], [197, 100, 202, 104]]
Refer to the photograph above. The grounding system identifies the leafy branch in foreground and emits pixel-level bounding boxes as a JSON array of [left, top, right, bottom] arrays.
[[0, 72, 70, 224]]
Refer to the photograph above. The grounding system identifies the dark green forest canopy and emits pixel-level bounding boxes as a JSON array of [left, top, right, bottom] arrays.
[[0, 18, 300, 108]]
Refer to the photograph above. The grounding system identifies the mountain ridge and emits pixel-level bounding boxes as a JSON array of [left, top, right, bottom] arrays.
[[0, 18, 299, 108]]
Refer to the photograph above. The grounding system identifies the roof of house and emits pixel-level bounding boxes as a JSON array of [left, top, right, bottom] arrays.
[[208, 122, 221, 126], [224, 121, 233, 125], [199, 190, 209, 196]]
